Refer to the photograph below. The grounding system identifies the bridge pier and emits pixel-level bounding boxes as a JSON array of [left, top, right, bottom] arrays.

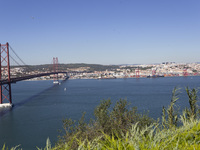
[[0, 43, 12, 104], [0, 103, 12, 110]]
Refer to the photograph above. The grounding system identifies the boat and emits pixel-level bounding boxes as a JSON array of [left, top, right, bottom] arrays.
[[97, 76, 116, 79], [147, 75, 164, 78], [53, 80, 59, 84]]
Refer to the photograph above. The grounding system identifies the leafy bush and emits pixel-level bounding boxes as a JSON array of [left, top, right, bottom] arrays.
[[53, 87, 200, 149], [51, 119, 200, 150], [56, 99, 154, 149], [185, 87, 199, 121], [162, 87, 180, 129]]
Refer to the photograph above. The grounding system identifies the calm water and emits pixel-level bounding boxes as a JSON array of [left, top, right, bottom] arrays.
[[0, 77, 200, 149]]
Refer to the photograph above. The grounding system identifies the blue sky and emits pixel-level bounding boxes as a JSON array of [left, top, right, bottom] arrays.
[[0, 0, 199, 65]]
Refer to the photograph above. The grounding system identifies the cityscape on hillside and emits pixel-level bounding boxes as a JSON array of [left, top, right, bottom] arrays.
[[6, 62, 200, 80]]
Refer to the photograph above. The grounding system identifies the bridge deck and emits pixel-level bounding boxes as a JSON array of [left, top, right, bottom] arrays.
[[0, 72, 67, 85]]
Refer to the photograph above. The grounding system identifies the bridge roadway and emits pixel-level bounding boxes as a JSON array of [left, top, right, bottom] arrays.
[[0, 72, 68, 85]]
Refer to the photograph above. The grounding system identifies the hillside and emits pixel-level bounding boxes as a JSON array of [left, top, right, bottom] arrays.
[[11, 63, 120, 72]]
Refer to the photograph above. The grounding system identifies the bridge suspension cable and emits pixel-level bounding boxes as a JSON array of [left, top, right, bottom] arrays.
[[9, 45, 34, 73], [0, 42, 67, 105]]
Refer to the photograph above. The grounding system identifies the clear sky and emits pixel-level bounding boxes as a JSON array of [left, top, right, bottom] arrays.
[[0, 0, 199, 65]]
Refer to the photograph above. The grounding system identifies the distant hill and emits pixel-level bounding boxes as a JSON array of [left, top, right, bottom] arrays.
[[60, 63, 119, 71], [11, 63, 120, 72]]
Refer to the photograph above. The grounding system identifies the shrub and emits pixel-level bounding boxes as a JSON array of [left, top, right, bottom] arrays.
[[185, 87, 199, 121], [56, 99, 153, 149], [162, 87, 180, 129]]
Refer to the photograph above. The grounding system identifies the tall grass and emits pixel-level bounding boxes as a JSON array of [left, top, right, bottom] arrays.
[[2, 87, 200, 150], [51, 87, 200, 149], [51, 119, 200, 150], [185, 87, 199, 121], [1, 144, 21, 150], [162, 87, 180, 129]]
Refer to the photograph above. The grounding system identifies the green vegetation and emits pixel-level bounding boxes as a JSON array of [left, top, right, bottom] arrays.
[[11, 63, 120, 72], [119, 66, 153, 72], [162, 87, 180, 129], [11, 63, 154, 73], [2, 87, 200, 150], [1, 144, 21, 150], [54, 99, 153, 149], [63, 63, 119, 72]]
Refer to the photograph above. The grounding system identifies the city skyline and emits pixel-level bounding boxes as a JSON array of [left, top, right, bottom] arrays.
[[0, 0, 199, 65]]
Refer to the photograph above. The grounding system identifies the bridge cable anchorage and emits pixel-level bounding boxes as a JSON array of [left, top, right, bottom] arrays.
[[0, 42, 12, 105]]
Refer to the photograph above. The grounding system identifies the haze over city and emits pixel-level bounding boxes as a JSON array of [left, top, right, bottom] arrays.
[[0, 0, 199, 65]]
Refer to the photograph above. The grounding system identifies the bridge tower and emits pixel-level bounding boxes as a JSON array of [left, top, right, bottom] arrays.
[[135, 67, 140, 78], [152, 69, 156, 76], [0, 43, 12, 104], [183, 69, 188, 76], [53, 57, 59, 84]]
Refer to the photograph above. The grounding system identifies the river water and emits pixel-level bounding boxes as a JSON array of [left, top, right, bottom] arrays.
[[0, 76, 200, 149]]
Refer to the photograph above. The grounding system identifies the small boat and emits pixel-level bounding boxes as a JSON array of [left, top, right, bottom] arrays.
[[98, 76, 116, 79], [53, 80, 59, 84]]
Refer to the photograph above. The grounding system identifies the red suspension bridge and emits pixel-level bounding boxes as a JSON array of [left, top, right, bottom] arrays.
[[0, 42, 68, 105]]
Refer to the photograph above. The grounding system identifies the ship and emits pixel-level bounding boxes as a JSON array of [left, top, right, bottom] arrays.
[[147, 75, 164, 78], [97, 76, 116, 79]]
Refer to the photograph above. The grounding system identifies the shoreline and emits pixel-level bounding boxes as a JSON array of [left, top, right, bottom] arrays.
[[24, 75, 200, 81]]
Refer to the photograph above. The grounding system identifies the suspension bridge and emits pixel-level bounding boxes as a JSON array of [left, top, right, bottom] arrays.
[[0, 42, 68, 106]]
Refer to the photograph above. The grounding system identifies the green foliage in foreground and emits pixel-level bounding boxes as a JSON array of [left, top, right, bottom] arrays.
[[2, 87, 200, 150], [50, 87, 200, 150], [56, 99, 154, 149], [5, 119, 200, 150], [1, 145, 21, 150], [44, 119, 200, 150]]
